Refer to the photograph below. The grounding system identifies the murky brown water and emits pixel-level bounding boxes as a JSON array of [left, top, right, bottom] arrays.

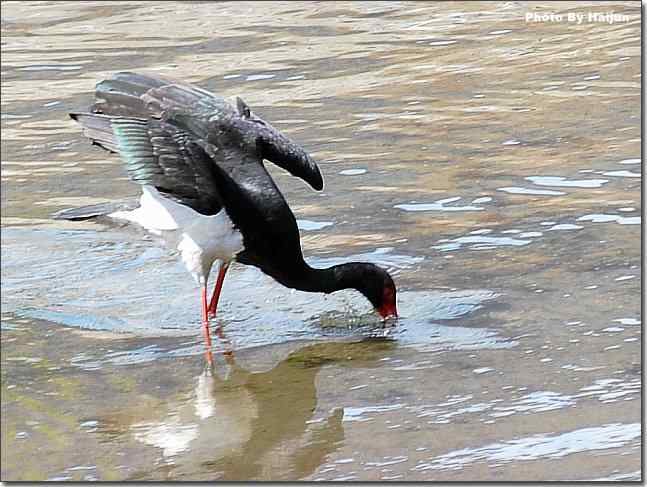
[[1, 1, 641, 481]]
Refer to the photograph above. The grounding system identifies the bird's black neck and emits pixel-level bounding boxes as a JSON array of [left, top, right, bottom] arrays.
[[269, 261, 366, 295]]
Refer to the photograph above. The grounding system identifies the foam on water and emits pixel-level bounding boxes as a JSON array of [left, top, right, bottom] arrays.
[[613, 318, 640, 326], [602, 170, 641, 178], [18, 64, 84, 71], [525, 176, 608, 188], [497, 187, 566, 196], [545, 224, 583, 231], [343, 403, 405, 422], [614, 275, 635, 281], [297, 219, 334, 231], [472, 197, 492, 204], [339, 169, 367, 176], [594, 471, 642, 482], [245, 73, 275, 81], [433, 235, 531, 252], [415, 423, 640, 471], [308, 246, 424, 271], [577, 214, 640, 225], [394, 196, 485, 212], [428, 40, 457, 46], [488, 391, 576, 418]]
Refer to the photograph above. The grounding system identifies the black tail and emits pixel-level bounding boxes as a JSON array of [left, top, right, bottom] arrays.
[[52, 200, 138, 221]]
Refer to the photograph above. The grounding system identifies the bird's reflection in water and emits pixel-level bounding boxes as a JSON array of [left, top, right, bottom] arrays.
[[128, 327, 396, 481]]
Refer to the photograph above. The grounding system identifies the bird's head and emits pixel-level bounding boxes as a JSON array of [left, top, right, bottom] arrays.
[[338, 263, 398, 320]]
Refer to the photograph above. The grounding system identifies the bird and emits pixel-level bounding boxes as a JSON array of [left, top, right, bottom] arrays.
[[68, 72, 398, 348]]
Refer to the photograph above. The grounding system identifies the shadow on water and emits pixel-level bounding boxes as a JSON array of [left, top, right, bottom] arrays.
[[96, 339, 396, 481]]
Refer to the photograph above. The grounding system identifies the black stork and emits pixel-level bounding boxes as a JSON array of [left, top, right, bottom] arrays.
[[69, 72, 397, 348]]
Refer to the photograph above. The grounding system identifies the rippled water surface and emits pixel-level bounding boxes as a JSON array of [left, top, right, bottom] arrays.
[[1, 1, 641, 481]]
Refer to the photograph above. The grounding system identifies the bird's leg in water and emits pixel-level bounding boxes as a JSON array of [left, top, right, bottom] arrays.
[[203, 326, 235, 367], [208, 262, 230, 319], [201, 285, 212, 351], [204, 348, 214, 367]]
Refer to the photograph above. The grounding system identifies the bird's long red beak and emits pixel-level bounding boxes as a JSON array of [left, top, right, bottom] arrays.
[[377, 302, 398, 320], [377, 286, 398, 320], [377, 291, 398, 320]]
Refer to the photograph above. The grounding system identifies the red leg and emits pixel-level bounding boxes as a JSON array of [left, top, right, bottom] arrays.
[[208, 262, 229, 319], [201, 285, 212, 350], [204, 348, 214, 367]]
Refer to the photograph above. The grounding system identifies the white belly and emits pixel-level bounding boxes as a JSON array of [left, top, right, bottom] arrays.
[[109, 186, 244, 284]]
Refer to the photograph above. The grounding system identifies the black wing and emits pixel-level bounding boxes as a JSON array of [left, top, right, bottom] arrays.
[[235, 97, 324, 191], [70, 72, 331, 280], [71, 72, 233, 215], [70, 112, 223, 215], [71, 72, 324, 209], [257, 121, 323, 191]]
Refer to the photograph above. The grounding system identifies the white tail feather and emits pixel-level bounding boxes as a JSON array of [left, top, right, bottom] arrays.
[[109, 186, 244, 283]]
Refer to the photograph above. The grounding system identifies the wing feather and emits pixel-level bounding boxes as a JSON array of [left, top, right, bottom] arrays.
[[71, 72, 325, 217]]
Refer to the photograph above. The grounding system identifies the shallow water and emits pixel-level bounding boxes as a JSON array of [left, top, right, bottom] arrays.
[[1, 1, 641, 481]]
